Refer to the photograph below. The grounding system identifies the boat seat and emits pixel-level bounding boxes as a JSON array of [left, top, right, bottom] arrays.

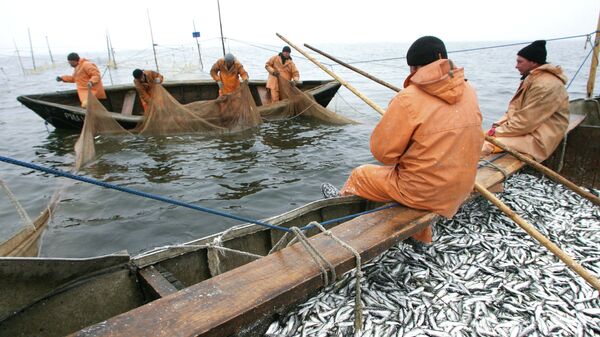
[[121, 90, 137, 116], [257, 86, 271, 105]]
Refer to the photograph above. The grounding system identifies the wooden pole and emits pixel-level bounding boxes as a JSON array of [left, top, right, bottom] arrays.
[[13, 39, 25, 75], [105, 33, 112, 67], [277, 33, 386, 116], [216, 0, 226, 57], [485, 135, 600, 206], [304, 43, 402, 92], [297, 40, 600, 292], [474, 182, 600, 291], [45, 36, 54, 65], [27, 28, 36, 70], [147, 9, 159, 72], [193, 20, 204, 70], [109, 34, 117, 69], [586, 12, 600, 98]]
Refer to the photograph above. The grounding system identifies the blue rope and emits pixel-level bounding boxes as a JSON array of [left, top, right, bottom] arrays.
[[0, 155, 400, 235], [0, 155, 292, 233], [567, 46, 595, 90]]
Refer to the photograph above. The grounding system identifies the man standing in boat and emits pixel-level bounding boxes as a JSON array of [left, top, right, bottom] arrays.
[[56, 53, 106, 108], [132, 68, 164, 112], [481, 40, 569, 162], [322, 36, 484, 244], [210, 53, 249, 96], [265, 46, 300, 102]]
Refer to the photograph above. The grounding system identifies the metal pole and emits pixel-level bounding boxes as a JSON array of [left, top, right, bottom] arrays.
[[13, 39, 25, 75], [45, 36, 54, 64], [586, 11, 600, 98], [147, 9, 160, 72], [193, 20, 204, 70], [216, 0, 226, 57], [27, 28, 36, 70]]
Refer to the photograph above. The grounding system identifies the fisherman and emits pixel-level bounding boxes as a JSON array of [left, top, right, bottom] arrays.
[[210, 53, 249, 96], [56, 52, 106, 108], [265, 46, 300, 102], [133, 68, 164, 112], [321, 36, 484, 243], [481, 40, 569, 162]]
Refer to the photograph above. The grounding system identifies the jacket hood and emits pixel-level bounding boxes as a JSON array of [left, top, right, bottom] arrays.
[[530, 63, 567, 84], [404, 59, 466, 104]]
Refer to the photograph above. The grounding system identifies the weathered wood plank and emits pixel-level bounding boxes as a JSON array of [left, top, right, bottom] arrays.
[[138, 266, 179, 298]]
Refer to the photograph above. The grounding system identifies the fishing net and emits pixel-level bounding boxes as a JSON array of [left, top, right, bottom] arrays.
[[261, 77, 357, 125]]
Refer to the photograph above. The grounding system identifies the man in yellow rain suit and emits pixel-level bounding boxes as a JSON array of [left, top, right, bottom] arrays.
[[56, 53, 106, 108], [210, 53, 249, 96], [265, 46, 300, 102], [482, 40, 569, 162], [322, 36, 483, 244], [133, 68, 164, 112]]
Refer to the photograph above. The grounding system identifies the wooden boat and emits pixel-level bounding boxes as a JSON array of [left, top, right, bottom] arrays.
[[0, 97, 595, 337], [15, 80, 342, 131]]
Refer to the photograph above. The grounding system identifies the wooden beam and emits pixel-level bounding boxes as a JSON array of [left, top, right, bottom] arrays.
[[138, 266, 179, 299]]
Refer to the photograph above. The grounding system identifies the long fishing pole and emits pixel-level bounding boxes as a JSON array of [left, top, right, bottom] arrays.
[[278, 34, 600, 292]]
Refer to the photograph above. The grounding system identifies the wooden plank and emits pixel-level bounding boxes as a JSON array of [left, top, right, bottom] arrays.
[[138, 266, 179, 298], [73, 157, 523, 337], [120, 90, 136, 116]]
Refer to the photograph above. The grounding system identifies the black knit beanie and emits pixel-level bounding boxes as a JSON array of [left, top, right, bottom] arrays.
[[406, 36, 447, 66], [517, 40, 547, 64], [282, 46, 291, 53]]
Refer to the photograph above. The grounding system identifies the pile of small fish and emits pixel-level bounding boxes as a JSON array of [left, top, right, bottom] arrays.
[[266, 173, 600, 337]]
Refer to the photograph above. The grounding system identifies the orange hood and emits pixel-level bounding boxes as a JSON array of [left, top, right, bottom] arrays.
[[404, 59, 466, 104], [529, 63, 568, 84]]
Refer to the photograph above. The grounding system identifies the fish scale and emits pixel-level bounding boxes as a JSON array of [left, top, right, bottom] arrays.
[[267, 173, 600, 336]]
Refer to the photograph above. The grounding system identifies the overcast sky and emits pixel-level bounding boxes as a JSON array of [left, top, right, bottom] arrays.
[[0, 0, 598, 55]]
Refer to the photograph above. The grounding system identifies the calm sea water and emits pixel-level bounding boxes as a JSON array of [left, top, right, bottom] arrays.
[[0, 39, 597, 257]]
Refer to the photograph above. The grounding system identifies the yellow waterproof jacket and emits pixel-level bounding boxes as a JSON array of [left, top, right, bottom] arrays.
[[493, 64, 569, 162], [60, 58, 106, 107], [134, 70, 164, 104], [265, 54, 299, 90], [342, 59, 484, 219], [210, 59, 248, 95]]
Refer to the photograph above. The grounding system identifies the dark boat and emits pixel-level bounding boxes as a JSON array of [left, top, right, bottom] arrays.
[[15, 80, 342, 131], [0, 95, 595, 337]]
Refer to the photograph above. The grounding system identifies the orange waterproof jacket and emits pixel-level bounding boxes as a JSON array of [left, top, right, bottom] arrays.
[[491, 64, 569, 162], [134, 70, 164, 104], [265, 54, 299, 90], [60, 58, 106, 107], [341, 59, 484, 219], [210, 58, 249, 95]]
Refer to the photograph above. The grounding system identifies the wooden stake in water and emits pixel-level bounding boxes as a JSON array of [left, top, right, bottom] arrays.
[[28, 28, 36, 70], [216, 0, 226, 57], [105, 33, 112, 68], [147, 9, 159, 72], [13, 39, 25, 75], [586, 11, 600, 98], [45, 36, 54, 65], [193, 20, 204, 70]]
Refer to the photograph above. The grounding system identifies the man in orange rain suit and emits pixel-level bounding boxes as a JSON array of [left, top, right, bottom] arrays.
[[210, 53, 249, 96], [133, 68, 164, 112], [329, 36, 484, 243], [481, 40, 569, 162], [265, 46, 300, 102], [56, 52, 106, 108]]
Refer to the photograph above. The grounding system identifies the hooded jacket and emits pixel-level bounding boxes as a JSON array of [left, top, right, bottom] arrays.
[[265, 53, 299, 90], [60, 58, 106, 107], [341, 59, 484, 219], [210, 58, 248, 95], [493, 64, 569, 162], [134, 70, 164, 105]]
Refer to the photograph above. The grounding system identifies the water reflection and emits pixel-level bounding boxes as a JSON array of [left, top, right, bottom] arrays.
[[260, 118, 345, 150]]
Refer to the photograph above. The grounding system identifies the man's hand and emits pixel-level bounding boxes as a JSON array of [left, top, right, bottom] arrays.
[[56, 76, 62, 82], [487, 123, 499, 136], [217, 81, 223, 89], [154, 78, 161, 84], [87, 81, 93, 89], [272, 70, 279, 77]]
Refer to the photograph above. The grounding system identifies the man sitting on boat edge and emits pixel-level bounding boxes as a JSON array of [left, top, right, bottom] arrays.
[[322, 36, 484, 244], [481, 40, 570, 162], [133, 68, 164, 112], [56, 52, 106, 108], [210, 53, 249, 97]]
